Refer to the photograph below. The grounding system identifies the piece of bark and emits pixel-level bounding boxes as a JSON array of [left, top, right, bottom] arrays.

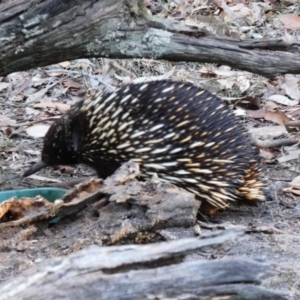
[[0, 161, 200, 281], [1, 0, 300, 77], [0, 162, 199, 233], [0, 227, 287, 300], [59, 162, 200, 237]]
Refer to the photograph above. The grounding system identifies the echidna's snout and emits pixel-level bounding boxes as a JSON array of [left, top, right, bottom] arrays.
[[23, 160, 47, 177]]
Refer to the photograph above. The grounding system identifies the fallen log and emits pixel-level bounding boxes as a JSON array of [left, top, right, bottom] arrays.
[[0, 162, 199, 281], [0, 227, 287, 300], [1, 0, 300, 77]]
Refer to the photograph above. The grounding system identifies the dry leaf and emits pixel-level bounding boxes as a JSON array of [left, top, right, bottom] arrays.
[[291, 176, 300, 188], [247, 223, 283, 234], [58, 61, 71, 68], [25, 107, 40, 116], [33, 102, 71, 112], [0, 115, 17, 127], [0, 197, 53, 222], [25, 125, 50, 138], [265, 101, 279, 110], [214, 66, 233, 77], [56, 166, 74, 174], [268, 95, 298, 106], [259, 149, 277, 160], [62, 80, 82, 89], [282, 75, 300, 101], [278, 150, 300, 163], [289, 108, 300, 117], [121, 77, 132, 86], [264, 109, 291, 125], [249, 125, 287, 138], [217, 79, 235, 89], [45, 71, 65, 78], [24, 149, 40, 155], [25, 174, 62, 183], [249, 3, 270, 25], [0, 82, 9, 91], [283, 186, 300, 196], [25, 87, 50, 103], [1, 147, 18, 153], [283, 30, 296, 44], [279, 14, 300, 30], [11, 78, 33, 96], [247, 109, 265, 119], [215, 0, 238, 23], [74, 59, 94, 69], [132, 67, 176, 84]]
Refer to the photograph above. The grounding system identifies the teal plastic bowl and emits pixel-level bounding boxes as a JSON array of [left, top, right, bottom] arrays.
[[0, 188, 67, 203]]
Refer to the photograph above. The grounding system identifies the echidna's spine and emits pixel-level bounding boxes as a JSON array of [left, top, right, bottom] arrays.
[[24, 80, 265, 211]]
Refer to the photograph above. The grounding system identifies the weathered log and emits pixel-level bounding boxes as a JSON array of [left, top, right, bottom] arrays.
[[0, 162, 200, 281], [0, 227, 288, 300], [1, 0, 300, 77]]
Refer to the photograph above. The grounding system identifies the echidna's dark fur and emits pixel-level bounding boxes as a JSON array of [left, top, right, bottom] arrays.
[[24, 81, 265, 209]]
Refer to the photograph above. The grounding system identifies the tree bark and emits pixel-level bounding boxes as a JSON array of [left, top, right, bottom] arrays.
[[0, 227, 288, 300], [1, 0, 300, 77]]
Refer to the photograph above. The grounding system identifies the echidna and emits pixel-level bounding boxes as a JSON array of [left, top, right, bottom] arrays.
[[24, 80, 265, 214]]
